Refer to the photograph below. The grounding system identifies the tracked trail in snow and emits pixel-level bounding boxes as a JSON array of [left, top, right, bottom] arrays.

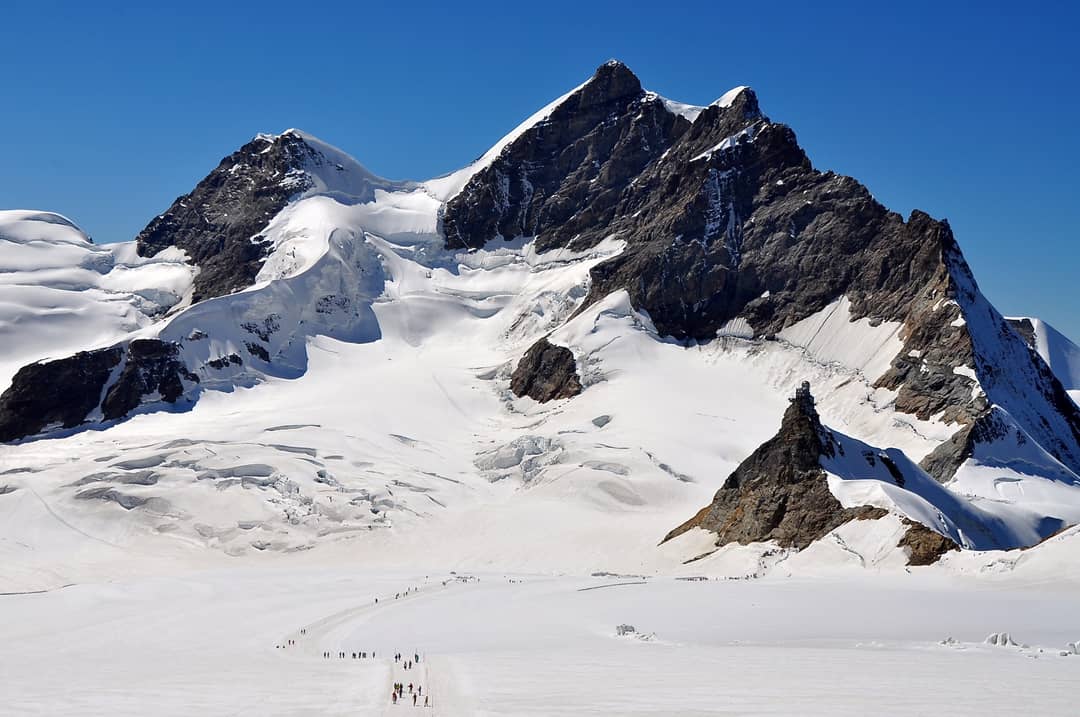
[[271, 577, 471, 714], [277, 579, 454, 657]]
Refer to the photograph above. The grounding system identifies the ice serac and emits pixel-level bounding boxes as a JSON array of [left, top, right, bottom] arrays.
[[136, 129, 399, 302]]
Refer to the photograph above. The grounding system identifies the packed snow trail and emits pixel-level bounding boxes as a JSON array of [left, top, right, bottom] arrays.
[[275, 578, 458, 658], [383, 655, 433, 714]]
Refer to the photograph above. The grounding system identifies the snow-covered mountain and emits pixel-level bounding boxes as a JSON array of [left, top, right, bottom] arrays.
[[2, 60, 1079, 589]]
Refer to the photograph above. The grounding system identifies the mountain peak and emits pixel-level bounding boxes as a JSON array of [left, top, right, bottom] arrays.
[[579, 59, 643, 106]]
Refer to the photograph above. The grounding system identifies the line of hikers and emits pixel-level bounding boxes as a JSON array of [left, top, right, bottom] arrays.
[[323, 651, 375, 659]]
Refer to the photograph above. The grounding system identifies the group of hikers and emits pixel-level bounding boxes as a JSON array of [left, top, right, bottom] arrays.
[[389, 652, 427, 707], [391, 680, 427, 707]]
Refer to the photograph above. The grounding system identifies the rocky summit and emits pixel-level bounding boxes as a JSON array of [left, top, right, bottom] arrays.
[[664, 383, 961, 564], [1, 60, 1079, 572]]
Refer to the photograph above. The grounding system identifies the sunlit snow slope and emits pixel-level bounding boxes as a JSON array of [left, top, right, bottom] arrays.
[[0, 210, 193, 389]]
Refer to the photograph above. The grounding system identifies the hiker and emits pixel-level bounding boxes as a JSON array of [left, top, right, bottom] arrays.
[[413, 693, 417, 706], [425, 696, 429, 707], [418, 686, 422, 697], [409, 683, 413, 693], [392, 692, 397, 705]]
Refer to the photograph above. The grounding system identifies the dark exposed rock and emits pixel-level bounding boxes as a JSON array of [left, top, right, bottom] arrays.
[[663, 384, 874, 549], [899, 519, 959, 565], [245, 342, 271, 362], [135, 131, 325, 302], [510, 337, 583, 402], [1007, 318, 1037, 348], [0, 347, 122, 442], [101, 339, 198, 421], [207, 354, 243, 370], [0, 339, 198, 443], [443, 61, 692, 251]]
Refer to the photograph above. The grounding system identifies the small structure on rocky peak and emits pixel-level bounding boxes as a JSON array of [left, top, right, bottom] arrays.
[[792, 380, 815, 413]]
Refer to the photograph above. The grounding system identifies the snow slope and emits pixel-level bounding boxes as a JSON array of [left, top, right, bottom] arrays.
[[1014, 316, 1080, 405], [822, 423, 1076, 550], [0, 210, 194, 391]]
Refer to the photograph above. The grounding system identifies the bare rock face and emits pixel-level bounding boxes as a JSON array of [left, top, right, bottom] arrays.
[[0, 347, 122, 442], [663, 386, 870, 550], [899, 519, 959, 565], [510, 337, 583, 403], [135, 131, 321, 302], [101, 339, 199, 420], [0, 339, 198, 442], [443, 61, 692, 251], [918, 409, 1014, 483]]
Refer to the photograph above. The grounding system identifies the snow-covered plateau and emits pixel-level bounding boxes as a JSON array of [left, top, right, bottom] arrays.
[[2, 60, 1079, 714]]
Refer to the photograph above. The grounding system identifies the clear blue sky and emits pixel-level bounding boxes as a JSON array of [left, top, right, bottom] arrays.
[[2, 1, 1077, 337]]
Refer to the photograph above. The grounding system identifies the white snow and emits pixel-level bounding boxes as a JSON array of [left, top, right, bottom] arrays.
[[1010, 316, 1080, 405], [777, 296, 905, 382], [1, 565, 1078, 715], [0, 210, 195, 391], [714, 85, 750, 108]]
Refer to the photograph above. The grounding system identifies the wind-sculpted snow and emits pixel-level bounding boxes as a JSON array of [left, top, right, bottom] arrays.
[[0, 210, 194, 392]]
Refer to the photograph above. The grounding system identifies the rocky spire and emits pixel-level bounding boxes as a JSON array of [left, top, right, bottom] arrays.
[[662, 381, 864, 550]]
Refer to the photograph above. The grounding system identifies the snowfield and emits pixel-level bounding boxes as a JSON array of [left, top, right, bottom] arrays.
[[2, 565, 1079, 715]]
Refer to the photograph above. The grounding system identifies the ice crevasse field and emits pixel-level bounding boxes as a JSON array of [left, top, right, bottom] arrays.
[[2, 101, 1080, 713]]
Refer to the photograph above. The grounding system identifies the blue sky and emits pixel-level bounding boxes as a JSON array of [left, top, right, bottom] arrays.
[[2, 1, 1077, 337]]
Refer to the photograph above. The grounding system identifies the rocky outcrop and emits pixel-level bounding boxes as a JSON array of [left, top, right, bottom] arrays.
[[101, 339, 199, 420], [917, 409, 1016, 483], [663, 384, 873, 550], [136, 131, 322, 302], [510, 337, 583, 402], [899, 519, 959, 565], [0, 347, 122, 442], [0, 339, 197, 442]]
